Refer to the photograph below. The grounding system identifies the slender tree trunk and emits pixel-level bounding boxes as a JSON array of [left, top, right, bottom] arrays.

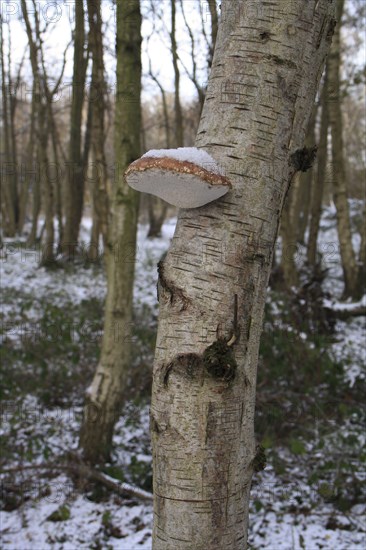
[[42, 79, 65, 250], [20, 0, 54, 264], [147, 196, 168, 238], [0, 20, 16, 236], [18, 80, 37, 234], [79, 0, 142, 464], [89, 151, 101, 262], [150, 1, 335, 548], [307, 71, 329, 266], [294, 105, 317, 243], [38, 103, 55, 266], [280, 185, 299, 289], [180, 0, 206, 112], [328, 0, 360, 298], [32, 4, 55, 265], [170, 0, 184, 147], [27, 168, 41, 246], [357, 202, 366, 295], [7, 28, 20, 230], [147, 84, 170, 238], [86, 0, 109, 252], [207, 0, 218, 68], [62, 0, 87, 256]]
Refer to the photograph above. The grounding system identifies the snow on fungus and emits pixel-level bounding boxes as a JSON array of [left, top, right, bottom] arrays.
[[124, 147, 232, 208]]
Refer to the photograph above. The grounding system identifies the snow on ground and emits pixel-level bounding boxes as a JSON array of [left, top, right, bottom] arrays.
[[1, 204, 365, 549], [0, 474, 153, 550]]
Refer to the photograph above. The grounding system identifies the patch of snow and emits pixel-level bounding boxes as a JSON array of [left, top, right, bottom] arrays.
[[142, 147, 226, 175], [324, 295, 366, 311]]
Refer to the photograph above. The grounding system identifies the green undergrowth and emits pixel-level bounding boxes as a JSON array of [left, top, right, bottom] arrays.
[[1, 290, 103, 406], [1, 266, 364, 512], [256, 289, 365, 511]]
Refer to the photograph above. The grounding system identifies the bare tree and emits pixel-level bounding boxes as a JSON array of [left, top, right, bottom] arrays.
[[21, 0, 55, 264], [86, 0, 109, 258], [145, 56, 170, 238], [150, 1, 335, 547], [179, 0, 206, 111], [170, 0, 184, 146], [62, 0, 88, 256], [79, 0, 142, 464], [0, 20, 17, 236], [307, 70, 329, 266]]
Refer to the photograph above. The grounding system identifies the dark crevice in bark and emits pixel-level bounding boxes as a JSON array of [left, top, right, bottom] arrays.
[[161, 353, 202, 388], [161, 331, 239, 389], [157, 260, 191, 311]]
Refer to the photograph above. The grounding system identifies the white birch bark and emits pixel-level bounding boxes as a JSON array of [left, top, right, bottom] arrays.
[[151, 1, 336, 548]]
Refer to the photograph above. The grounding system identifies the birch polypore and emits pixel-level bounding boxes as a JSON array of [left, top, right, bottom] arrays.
[[150, 1, 336, 549], [125, 148, 231, 208]]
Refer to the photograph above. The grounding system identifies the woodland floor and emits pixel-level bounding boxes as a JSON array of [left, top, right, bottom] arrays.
[[0, 203, 365, 549]]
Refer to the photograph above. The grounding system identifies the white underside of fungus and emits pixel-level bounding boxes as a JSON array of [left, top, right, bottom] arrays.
[[125, 147, 231, 209]]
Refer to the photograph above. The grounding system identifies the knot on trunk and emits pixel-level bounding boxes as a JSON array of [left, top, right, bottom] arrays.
[[290, 146, 317, 173], [202, 338, 237, 382]]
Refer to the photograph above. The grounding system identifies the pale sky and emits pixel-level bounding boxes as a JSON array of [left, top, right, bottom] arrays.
[[2, 0, 364, 105], [2, 0, 213, 103]]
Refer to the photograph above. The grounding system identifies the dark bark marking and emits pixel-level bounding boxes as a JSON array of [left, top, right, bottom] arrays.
[[227, 293, 240, 346], [246, 316, 252, 340], [277, 74, 297, 102], [205, 401, 216, 444], [161, 296, 240, 388], [326, 18, 337, 43], [157, 259, 191, 311], [270, 55, 297, 69], [316, 15, 336, 49], [150, 411, 161, 433], [259, 31, 270, 42], [290, 146, 317, 172], [203, 338, 237, 382], [161, 353, 202, 387]]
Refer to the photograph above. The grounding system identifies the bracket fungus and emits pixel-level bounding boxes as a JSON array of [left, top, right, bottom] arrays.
[[124, 147, 232, 208]]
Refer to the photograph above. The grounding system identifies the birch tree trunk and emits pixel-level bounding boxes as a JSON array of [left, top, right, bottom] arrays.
[[151, 1, 335, 548], [79, 0, 142, 464], [328, 0, 360, 298]]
